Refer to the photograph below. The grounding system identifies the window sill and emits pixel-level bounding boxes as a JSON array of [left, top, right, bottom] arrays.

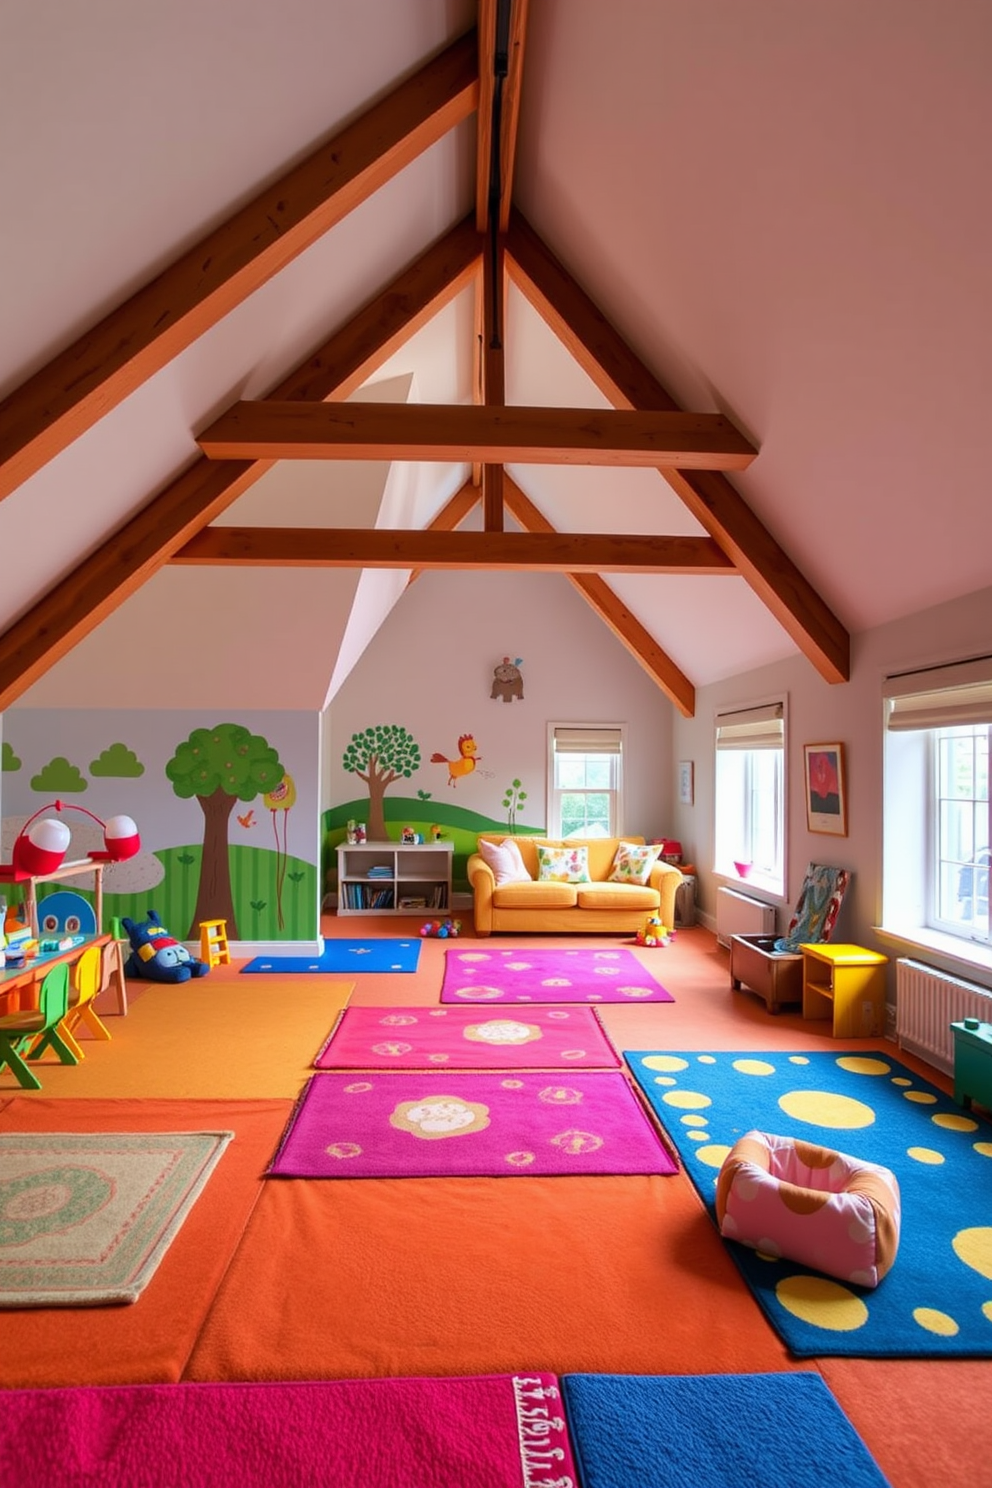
[[874, 925, 992, 983], [716, 871, 785, 904]]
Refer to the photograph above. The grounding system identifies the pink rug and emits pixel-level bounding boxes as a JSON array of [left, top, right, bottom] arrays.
[[441, 946, 674, 1003], [269, 1070, 677, 1178], [315, 1004, 620, 1070], [0, 1373, 575, 1488]]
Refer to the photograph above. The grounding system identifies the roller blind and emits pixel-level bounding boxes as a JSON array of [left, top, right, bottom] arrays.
[[714, 702, 784, 751], [552, 727, 623, 754], [885, 656, 992, 731]]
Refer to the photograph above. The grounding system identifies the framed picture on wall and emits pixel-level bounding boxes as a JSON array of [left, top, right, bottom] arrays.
[[803, 742, 847, 836], [678, 760, 694, 806]]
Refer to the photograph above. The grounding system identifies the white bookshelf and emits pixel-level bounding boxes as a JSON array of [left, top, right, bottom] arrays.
[[336, 841, 453, 916]]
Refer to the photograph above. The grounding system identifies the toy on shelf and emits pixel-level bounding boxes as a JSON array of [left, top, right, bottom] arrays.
[[420, 918, 462, 939], [122, 910, 210, 983], [635, 913, 675, 948]]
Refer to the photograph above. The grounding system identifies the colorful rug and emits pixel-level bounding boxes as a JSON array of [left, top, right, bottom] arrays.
[[561, 1371, 890, 1488], [315, 1004, 620, 1070], [440, 946, 673, 1004], [625, 1049, 992, 1357], [242, 938, 420, 974], [0, 1130, 233, 1307], [0, 1372, 576, 1488], [269, 1070, 677, 1179]]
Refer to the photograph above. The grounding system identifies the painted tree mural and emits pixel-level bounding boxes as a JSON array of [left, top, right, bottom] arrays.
[[166, 724, 284, 938], [342, 724, 421, 841]]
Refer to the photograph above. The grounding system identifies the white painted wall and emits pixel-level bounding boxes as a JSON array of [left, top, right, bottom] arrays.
[[325, 567, 676, 840], [671, 581, 992, 980]]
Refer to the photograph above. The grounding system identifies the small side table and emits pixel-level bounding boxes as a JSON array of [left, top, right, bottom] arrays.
[[801, 944, 889, 1038], [951, 1018, 992, 1111]]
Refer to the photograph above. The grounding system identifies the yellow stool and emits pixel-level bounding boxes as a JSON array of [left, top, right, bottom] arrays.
[[199, 919, 231, 968]]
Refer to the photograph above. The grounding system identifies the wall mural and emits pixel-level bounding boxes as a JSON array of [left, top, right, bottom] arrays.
[[341, 724, 422, 841], [430, 732, 481, 788], [490, 656, 524, 703], [164, 724, 286, 938], [2, 714, 317, 943], [327, 716, 541, 899]]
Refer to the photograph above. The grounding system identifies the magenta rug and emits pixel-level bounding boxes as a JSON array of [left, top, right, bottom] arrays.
[[441, 946, 674, 1003], [315, 1004, 620, 1070], [269, 1070, 677, 1178], [0, 1372, 575, 1488]]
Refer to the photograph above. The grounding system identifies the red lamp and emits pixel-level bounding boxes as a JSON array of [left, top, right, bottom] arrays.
[[89, 814, 141, 862], [12, 816, 71, 877], [0, 800, 141, 882]]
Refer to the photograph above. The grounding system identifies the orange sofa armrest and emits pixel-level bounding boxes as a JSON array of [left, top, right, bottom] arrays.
[[649, 861, 683, 928], [467, 852, 495, 936]]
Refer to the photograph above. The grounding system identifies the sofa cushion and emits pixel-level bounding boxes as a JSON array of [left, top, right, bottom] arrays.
[[536, 844, 590, 883], [609, 841, 663, 885], [492, 882, 579, 909], [577, 882, 660, 910], [478, 835, 531, 885]]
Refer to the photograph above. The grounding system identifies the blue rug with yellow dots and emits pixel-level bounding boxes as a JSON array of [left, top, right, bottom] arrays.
[[624, 1049, 992, 1358]]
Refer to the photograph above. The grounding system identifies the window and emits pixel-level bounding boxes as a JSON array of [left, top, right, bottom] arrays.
[[884, 659, 992, 950], [714, 702, 785, 894], [547, 725, 624, 838]]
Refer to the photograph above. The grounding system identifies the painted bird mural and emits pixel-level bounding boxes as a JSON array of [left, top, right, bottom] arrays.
[[431, 734, 481, 787]]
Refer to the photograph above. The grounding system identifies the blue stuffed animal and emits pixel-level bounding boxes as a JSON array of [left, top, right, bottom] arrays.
[[122, 909, 210, 983]]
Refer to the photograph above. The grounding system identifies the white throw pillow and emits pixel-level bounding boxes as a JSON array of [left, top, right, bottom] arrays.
[[608, 841, 663, 885], [478, 837, 531, 886]]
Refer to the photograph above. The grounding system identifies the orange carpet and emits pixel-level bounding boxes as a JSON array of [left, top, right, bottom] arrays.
[[1, 919, 988, 1488], [185, 1170, 799, 1382], [0, 1096, 291, 1388]]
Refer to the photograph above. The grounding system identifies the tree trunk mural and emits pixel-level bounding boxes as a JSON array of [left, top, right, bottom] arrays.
[[190, 790, 239, 938]]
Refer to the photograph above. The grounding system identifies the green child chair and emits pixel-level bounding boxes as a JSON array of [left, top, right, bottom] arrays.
[[0, 962, 78, 1090]]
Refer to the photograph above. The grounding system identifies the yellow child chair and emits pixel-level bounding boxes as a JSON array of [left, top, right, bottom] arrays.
[[57, 943, 113, 1060], [0, 962, 78, 1089]]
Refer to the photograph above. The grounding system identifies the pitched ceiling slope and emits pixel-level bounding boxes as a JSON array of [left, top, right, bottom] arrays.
[[4, 4, 986, 711]]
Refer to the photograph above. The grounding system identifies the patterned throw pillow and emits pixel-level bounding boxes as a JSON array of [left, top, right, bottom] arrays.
[[478, 836, 531, 886], [536, 845, 591, 883], [608, 841, 662, 885]]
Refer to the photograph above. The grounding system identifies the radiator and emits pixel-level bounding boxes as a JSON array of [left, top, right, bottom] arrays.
[[896, 957, 992, 1074], [716, 886, 776, 948]]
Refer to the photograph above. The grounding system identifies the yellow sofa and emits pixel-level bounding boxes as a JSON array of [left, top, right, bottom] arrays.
[[467, 834, 682, 937]]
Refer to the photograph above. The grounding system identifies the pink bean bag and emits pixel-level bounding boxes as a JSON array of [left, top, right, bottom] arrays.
[[715, 1130, 901, 1288]]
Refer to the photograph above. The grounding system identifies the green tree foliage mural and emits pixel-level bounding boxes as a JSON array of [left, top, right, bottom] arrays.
[[166, 724, 284, 938], [342, 725, 421, 842], [502, 778, 528, 832]]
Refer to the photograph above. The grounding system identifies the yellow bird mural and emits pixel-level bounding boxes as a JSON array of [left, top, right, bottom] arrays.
[[431, 734, 481, 788]]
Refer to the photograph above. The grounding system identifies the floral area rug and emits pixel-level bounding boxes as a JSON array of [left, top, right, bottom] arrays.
[[314, 1005, 620, 1070], [269, 1071, 677, 1179], [440, 947, 673, 1004], [0, 1131, 233, 1307]]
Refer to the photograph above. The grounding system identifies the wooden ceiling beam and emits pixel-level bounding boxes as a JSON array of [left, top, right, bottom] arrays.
[[502, 477, 696, 716], [505, 209, 851, 684], [0, 220, 482, 712], [171, 526, 734, 573], [0, 31, 479, 503], [476, 0, 530, 232], [196, 401, 758, 469], [481, 224, 506, 531]]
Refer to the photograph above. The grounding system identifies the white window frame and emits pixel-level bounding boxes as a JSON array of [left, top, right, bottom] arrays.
[[713, 699, 786, 896], [882, 657, 992, 966], [546, 723, 625, 839]]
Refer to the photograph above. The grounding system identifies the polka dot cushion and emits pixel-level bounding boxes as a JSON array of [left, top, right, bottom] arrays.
[[715, 1130, 901, 1288]]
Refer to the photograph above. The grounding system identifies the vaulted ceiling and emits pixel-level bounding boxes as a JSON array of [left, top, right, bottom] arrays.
[[2, 1, 989, 716]]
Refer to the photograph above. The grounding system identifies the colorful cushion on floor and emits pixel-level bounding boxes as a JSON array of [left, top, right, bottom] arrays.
[[715, 1130, 901, 1288]]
